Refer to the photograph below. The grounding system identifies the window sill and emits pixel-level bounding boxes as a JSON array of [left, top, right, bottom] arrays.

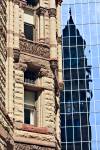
[[16, 123, 50, 135]]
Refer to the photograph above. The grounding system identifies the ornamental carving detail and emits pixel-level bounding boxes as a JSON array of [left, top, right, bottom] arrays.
[[57, 37, 62, 45], [15, 143, 54, 150], [49, 8, 56, 17], [36, 7, 46, 16], [56, 0, 63, 5], [19, 38, 50, 59]]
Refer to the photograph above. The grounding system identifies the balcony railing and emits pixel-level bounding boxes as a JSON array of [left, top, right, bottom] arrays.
[[19, 38, 50, 59]]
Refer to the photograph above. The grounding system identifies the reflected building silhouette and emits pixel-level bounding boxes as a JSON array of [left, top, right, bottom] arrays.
[[61, 9, 92, 150]]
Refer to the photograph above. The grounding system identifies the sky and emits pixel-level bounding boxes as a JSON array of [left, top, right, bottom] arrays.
[[61, 0, 100, 149]]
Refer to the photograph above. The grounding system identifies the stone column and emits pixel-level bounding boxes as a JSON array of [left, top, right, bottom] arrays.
[[6, 0, 14, 118], [13, 1, 19, 50], [49, 0, 57, 60], [37, 7, 46, 43], [57, 1, 63, 86]]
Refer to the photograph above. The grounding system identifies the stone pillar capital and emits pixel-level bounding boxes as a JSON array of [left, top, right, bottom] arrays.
[[36, 7, 46, 16], [19, 0, 27, 8], [49, 8, 56, 18]]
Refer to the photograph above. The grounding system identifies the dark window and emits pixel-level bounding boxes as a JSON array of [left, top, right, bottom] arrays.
[[24, 69, 37, 83], [64, 59, 70, 68], [24, 109, 30, 124], [67, 127, 73, 142], [26, 0, 38, 6], [24, 23, 33, 40]]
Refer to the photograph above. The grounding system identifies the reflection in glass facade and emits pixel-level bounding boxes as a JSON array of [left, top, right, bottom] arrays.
[[61, 1, 100, 150]]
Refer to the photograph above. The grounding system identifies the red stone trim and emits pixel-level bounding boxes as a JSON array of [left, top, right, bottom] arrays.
[[16, 123, 51, 134], [22, 124, 49, 134]]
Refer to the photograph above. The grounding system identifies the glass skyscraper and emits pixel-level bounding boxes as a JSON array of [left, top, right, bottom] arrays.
[[61, 1, 100, 150]]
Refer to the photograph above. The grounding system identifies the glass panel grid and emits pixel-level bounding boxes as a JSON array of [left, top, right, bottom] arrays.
[[61, 0, 100, 150]]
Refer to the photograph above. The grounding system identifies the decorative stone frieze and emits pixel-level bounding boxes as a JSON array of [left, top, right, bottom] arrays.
[[49, 8, 56, 18], [19, 38, 50, 59]]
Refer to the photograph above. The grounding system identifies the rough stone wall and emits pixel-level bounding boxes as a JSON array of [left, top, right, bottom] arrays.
[[0, 0, 14, 149], [0, 0, 7, 149], [0, 0, 6, 108], [0, 137, 6, 150], [14, 69, 24, 123]]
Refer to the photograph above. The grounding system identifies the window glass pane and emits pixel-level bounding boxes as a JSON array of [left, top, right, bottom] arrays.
[[61, 1, 100, 149], [24, 23, 33, 40], [24, 109, 30, 124], [24, 91, 35, 105]]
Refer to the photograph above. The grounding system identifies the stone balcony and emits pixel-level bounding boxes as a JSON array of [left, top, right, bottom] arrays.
[[20, 38, 50, 58]]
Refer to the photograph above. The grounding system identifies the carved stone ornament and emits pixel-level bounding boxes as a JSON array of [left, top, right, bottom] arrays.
[[57, 37, 62, 45], [14, 63, 27, 72], [13, 0, 20, 5], [50, 60, 58, 71], [36, 7, 46, 16], [19, 38, 50, 59], [38, 68, 49, 77], [49, 8, 56, 18], [13, 48, 20, 63], [15, 143, 54, 150], [56, 0, 63, 5]]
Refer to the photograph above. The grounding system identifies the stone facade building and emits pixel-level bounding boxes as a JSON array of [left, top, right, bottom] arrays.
[[0, 0, 63, 149]]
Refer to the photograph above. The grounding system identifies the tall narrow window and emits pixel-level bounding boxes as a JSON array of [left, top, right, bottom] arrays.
[[24, 23, 34, 41], [24, 90, 37, 125], [24, 9, 35, 41]]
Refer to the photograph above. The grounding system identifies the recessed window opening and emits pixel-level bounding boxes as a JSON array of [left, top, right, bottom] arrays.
[[24, 90, 37, 125], [24, 22, 34, 41], [24, 69, 37, 84]]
